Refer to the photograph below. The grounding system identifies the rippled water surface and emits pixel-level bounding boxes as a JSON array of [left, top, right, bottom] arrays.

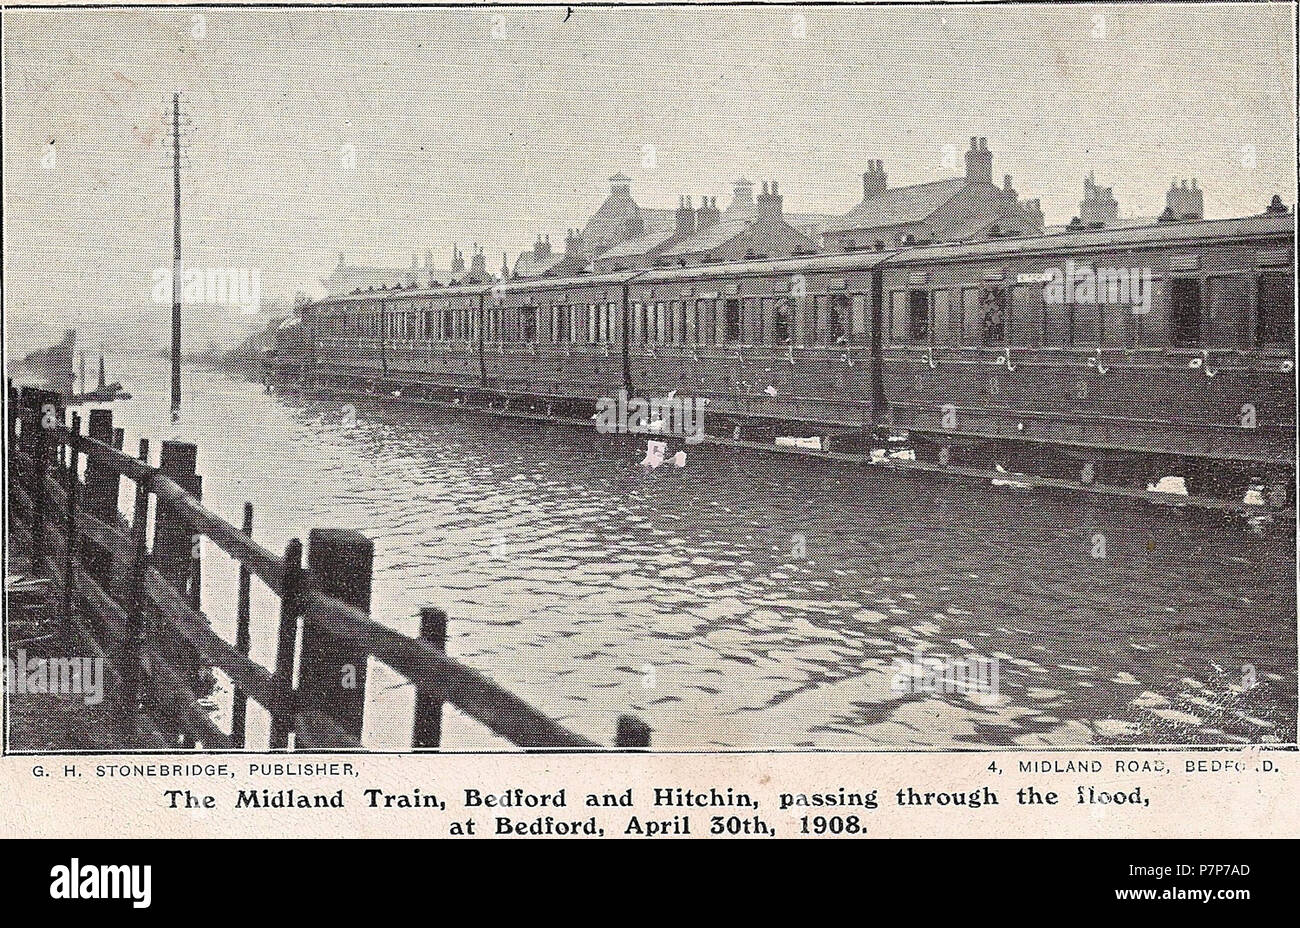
[[86, 357, 1296, 750]]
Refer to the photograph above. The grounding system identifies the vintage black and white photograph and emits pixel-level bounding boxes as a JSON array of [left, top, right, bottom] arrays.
[[4, 3, 1296, 754]]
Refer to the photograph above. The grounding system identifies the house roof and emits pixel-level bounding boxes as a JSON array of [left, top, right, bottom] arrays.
[[823, 177, 968, 233], [641, 208, 676, 235], [596, 225, 679, 261], [660, 218, 751, 257], [512, 251, 567, 279], [582, 189, 644, 254]]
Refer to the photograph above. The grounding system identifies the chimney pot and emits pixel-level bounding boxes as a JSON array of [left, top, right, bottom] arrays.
[[971, 136, 978, 149]]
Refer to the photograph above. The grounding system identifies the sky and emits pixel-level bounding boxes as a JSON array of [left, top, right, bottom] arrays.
[[3, 3, 1295, 341]]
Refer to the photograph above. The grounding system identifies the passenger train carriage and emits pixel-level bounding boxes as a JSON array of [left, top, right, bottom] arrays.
[[277, 210, 1296, 505]]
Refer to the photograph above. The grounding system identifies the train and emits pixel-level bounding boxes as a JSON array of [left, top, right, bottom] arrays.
[[271, 208, 1296, 507]]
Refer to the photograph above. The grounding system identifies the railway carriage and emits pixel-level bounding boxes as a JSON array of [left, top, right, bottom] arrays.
[[877, 212, 1295, 493], [627, 253, 886, 439], [282, 208, 1295, 504], [487, 273, 630, 409]]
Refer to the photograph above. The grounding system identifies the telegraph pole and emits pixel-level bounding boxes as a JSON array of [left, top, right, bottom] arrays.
[[170, 92, 182, 419]]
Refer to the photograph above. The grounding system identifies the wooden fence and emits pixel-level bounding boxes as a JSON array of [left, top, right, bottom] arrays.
[[6, 381, 652, 751]]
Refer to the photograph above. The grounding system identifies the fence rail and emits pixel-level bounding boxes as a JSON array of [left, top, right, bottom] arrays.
[[6, 380, 651, 751]]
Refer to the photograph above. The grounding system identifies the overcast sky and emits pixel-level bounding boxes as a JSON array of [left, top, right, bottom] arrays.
[[3, 3, 1295, 332]]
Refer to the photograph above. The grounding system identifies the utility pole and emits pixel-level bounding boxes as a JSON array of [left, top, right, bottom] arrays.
[[170, 92, 182, 419]]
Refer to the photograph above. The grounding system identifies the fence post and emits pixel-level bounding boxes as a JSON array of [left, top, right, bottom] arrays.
[[83, 408, 115, 520], [152, 441, 199, 593], [31, 418, 49, 567], [230, 502, 254, 748], [412, 606, 447, 749], [299, 528, 373, 744], [123, 438, 152, 717], [187, 482, 203, 612], [62, 436, 81, 629], [615, 715, 652, 749], [269, 539, 303, 749]]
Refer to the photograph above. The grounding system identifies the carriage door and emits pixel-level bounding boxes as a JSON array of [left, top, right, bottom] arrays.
[[1169, 278, 1202, 347]]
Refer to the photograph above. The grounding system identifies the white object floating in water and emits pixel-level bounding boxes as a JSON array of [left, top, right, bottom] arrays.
[[776, 435, 821, 450], [672, 451, 687, 468], [764, 385, 778, 396], [641, 439, 667, 469]]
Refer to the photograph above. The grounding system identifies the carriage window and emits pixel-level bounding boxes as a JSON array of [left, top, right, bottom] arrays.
[[827, 295, 848, 343], [907, 289, 930, 344], [1257, 272, 1294, 347], [930, 290, 950, 346], [773, 298, 792, 343], [1205, 276, 1249, 348], [724, 299, 742, 342], [978, 287, 1007, 347], [851, 294, 867, 341], [556, 305, 570, 342], [1169, 278, 1202, 347], [742, 298, 758, 343], [520, 307, 537, 341]]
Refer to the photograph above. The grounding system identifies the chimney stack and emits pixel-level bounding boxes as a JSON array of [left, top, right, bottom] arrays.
[[675, 195, 697, 236], [862, 159, 887, 198], [1020, 198, 1044, 229], [696, 194, 720, 230], [470, 243, 486, 278], [1165, 179, 1204, 221], [564, 229, 584, 257], [450, 244, 466, 275], [756, 180, 784, 220], [729, 177, 755, 215], [965, 136, 993, 184]]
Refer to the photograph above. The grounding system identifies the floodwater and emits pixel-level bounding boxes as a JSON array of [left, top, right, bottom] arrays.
[[68, 356, 1297, 750]]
